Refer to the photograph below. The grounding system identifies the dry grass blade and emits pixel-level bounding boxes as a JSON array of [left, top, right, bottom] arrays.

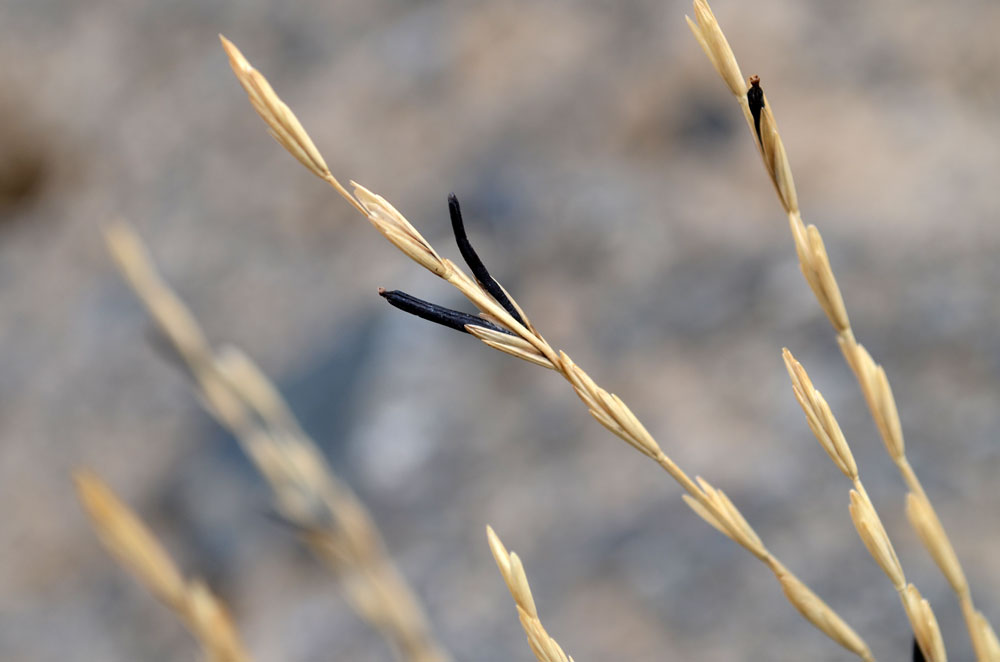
[[220, 38, 878, 660], [74, 470, 249, 662], [105, 220, 451, 662], [487, 527, 574, 662], [690, 1, 995, 656]]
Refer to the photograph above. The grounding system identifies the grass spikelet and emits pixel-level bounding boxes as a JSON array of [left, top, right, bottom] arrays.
[[775, 569, 872, 660], [685, 0, 744, 97], [783, 349, 856, 479], [838, 340, 904, 461], [219, 34, 365, 215], [903, 584, 948, 662], [905, 492, 967, 596], [976, 613, 1000, 661], [487, 526, 574, 662], [219, 35, 330, 181], [466, 325, 555, 369], [848, 488, 906, 591], [74, 470, 249, 662]]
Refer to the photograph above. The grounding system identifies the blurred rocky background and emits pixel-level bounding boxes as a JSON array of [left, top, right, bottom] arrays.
[[1, 0, 999, 660]]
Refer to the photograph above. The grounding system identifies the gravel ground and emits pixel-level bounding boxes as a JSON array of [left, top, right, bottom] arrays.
[[1, 0, 999, 660]]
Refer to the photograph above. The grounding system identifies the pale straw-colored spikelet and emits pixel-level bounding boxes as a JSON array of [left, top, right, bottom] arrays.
[[105, 220, 451, 662], [487, 527, 574, 662], [685, 0, 744, 97], [976, 612, 1000, 662], [903, 584, 948, 662], [691, 1, 994, 654], [848, 488, 906, 591], [905, 492, 967, 596], [351, 182, 451, 278], [687, 476, 767, 561], [759, 105, 799, 215], [222, 39, 880, 660], [783, 349, 857, 479], [775, 568, 872, 660], [74, 470, 250, 662], [219, 35, 330, 180], [219, 34, 366, 215], [838, 339, 904, 461], [789, 222, 850, 334], [466, 325, 555, 369]]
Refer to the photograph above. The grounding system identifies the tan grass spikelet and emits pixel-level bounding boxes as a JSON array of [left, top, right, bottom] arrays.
[[466, 325, 555, 369], [905, 492, 967, 595], [219, 35, 330, 180], [222, 39, 879, 660], [838, 339, 905, 461], [352, 182, 451, 278], [219, 34, 366, 216], [689, 476, 767, 561], [848, 488, 905, 591], [976, 612, 1000, 662], [759, 103, 799, 215], [685, 0, 744, 97], [788, 220, 850, 334], [903, 584, 948, 662], [775, 569, 872, 660], [74, 470, 249, 662], [106, 221, 451, 662], [783, 349, 857, 479], [487, 527, 574, 662]]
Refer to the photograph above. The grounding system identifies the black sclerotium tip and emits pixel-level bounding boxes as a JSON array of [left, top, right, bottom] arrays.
[[912, 637, 925, 662], [448, 194, 527, 328], [747, 74, 764, 146], [378, 288, 513, 336]]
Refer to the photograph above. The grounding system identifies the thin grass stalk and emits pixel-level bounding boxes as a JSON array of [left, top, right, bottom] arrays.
[[74, 470, 250, 662], [220, 37, 876, 661], [104, 221, 451, 662], [487, 527, 575, 662], [687, 2, 996, 658]]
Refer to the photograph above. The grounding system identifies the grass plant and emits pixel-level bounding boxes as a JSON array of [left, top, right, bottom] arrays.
[[75, 4, 999, 661], [220, 26, 877, 662]]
